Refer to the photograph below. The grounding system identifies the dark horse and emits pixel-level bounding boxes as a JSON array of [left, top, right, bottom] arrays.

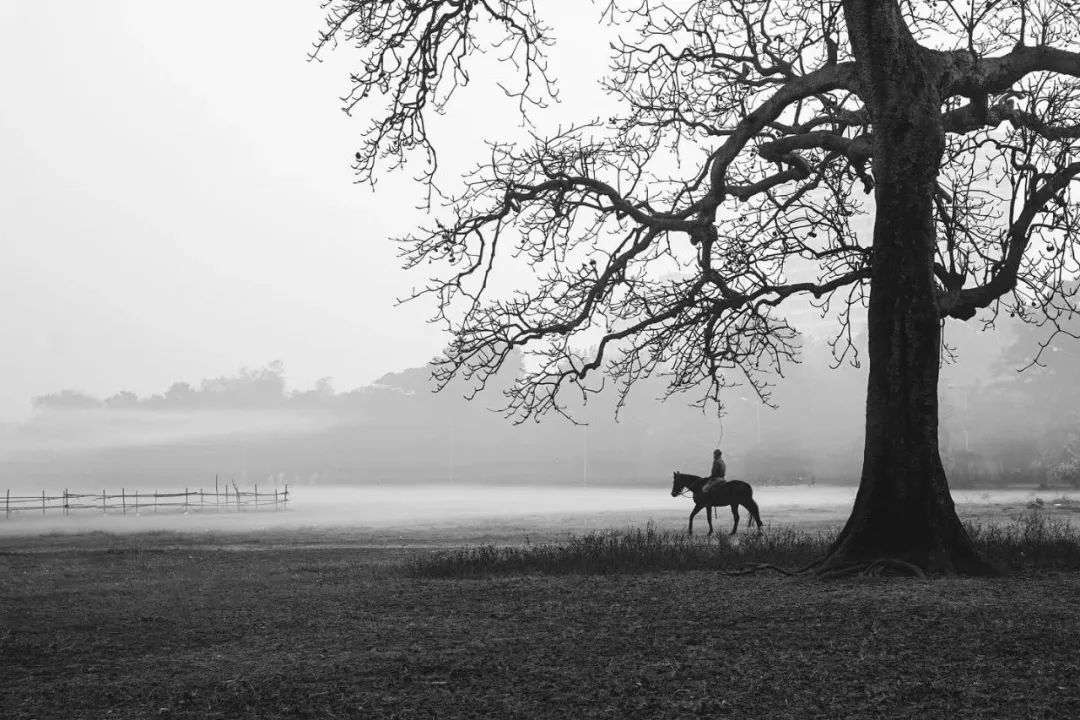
[[671, 471, 764, 536]]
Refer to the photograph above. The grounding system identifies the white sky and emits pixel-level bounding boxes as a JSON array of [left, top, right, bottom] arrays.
[[0, 1, 533, 419], [0, 2, 846, 423]]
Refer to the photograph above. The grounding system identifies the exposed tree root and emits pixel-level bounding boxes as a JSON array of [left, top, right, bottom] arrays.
[[718, 563, 800, 577], [717, 557, 928, 580], [815, 558, 927, 580]]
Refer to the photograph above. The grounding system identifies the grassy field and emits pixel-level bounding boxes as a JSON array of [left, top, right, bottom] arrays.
[[3, 500, 1080, 718]]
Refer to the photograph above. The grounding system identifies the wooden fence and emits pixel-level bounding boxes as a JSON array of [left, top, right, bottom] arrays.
[[3, 478, 288, 518]]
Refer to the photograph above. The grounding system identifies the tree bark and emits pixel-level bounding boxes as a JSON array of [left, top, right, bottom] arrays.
[[824, 1, 994, 574]]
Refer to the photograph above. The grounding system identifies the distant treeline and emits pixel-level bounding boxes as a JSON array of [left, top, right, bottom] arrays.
[[9, 307, 1080, 490], [33, 361, 364, 412]]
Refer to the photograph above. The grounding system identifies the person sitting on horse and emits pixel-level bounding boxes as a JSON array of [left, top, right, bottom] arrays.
[[702, 449, 727, 492]]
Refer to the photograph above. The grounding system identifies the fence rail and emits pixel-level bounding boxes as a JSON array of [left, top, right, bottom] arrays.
[[3, 479, 288, 518]]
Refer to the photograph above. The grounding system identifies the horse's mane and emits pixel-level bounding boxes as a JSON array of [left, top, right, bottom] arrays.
[[674, 471, 706, 489]]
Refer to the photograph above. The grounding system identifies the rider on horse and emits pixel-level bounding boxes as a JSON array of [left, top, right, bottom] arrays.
[[701, 449, 727, 493]]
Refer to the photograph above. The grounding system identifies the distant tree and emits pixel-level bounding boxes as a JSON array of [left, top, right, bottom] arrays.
[[989, 294, 1080, 479], [289, 376, 338, 408], [317, 1, 1080, 574], [998, 284, 1080, 399], [104, 390, 141, 410], [314, 376, 335, 396], [165, 382, 198, 407], [32, 389, 102, 411], [198, 361, 288, 408]]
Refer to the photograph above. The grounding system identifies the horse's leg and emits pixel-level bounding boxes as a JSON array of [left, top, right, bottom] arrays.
[[730, 505, 740, 535], [706, 505, 714, 536], [744, 498, 764, 529], [688, 504, 704, 535]]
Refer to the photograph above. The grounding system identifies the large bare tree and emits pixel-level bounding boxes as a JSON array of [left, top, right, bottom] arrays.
[[314, 0, 1080, 573]]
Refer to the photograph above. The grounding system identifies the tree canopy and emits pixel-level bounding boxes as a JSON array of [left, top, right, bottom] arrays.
[[315, 0, 1080, 419]]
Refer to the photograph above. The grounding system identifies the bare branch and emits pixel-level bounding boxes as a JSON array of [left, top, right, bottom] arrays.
[[938, 161, 1080, 319]]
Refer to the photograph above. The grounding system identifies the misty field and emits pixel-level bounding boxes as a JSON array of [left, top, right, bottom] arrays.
[[3, 490, 1080, 719], [0, 483, 1060, 541]]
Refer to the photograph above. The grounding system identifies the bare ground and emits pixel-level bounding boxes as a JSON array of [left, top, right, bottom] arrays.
[[2, 527, 1080, 719]]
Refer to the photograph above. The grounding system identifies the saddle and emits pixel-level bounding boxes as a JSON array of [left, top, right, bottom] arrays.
[[701, 476, 727, 493]]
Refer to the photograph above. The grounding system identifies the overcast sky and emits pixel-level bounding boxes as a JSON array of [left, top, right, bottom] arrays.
[[1, 2, 510, 419], [1, 2, 848, 424]]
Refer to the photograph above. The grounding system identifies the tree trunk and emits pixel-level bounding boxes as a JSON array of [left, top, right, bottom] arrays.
[[824, 1, 994, 574]]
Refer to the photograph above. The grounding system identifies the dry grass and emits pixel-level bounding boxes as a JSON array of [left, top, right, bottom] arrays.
[[411, 522, 833, 576], [413, 513, 1080, 577], [3, 520, 1080, 719]]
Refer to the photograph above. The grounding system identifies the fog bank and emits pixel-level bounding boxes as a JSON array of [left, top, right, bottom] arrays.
[[0, 485, 1062, 539]]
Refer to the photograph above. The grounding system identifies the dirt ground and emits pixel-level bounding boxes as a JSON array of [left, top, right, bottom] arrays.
[[3, 507, 1080, 719]]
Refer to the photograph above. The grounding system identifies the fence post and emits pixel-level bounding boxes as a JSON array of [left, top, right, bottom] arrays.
[[102, 488, 107, 515], [135, 490, 140, 515], [215, 474, 220, 509], [200, 489, 204, 510], [154, 490, 158, 513], [64, 489, 69, 516], [283, 483, 288, 510], [42, 490, 46, 516], [184, 487, 189, 514], [274, 487, 279, 510], [254, 483, 258, 509], [5, 488, 9, 518], [122, 488, 126, 514]]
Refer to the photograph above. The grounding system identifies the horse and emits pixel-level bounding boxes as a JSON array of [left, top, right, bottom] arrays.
[[670, 471, 764, 536]]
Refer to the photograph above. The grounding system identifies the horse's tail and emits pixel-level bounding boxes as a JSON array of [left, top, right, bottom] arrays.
[[744, 496, 764, 528]]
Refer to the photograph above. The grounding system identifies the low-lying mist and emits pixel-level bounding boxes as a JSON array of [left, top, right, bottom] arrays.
[[6, 313, 1080, 497], [0, 408, 337, 457], [0, 484, 1059, 540]]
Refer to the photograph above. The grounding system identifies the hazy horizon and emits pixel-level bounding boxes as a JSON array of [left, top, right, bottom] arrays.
[[2, 317, 1077, 496], [4, 2, 1079, 502]]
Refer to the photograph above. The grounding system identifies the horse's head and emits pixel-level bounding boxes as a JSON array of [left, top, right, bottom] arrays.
[[671, 471, 686, 497]]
